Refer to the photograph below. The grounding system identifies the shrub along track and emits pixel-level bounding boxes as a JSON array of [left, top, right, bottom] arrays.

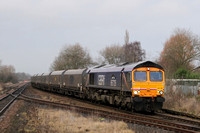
[[0, 83, 29, 116], [19, 86, 200, 133]]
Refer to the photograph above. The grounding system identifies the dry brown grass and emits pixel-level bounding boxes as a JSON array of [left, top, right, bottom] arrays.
[[0, 84, 2, 91], [164, 85, 200, 116], [0, 83, 4, 94], [36, 108, 134, 133], [5, 100, 168, 133]]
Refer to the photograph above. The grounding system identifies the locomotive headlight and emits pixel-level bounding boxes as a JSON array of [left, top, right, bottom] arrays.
[[134, 91, 138, 95], [157, 90, 159, 93], [159, 91, 163, 95]]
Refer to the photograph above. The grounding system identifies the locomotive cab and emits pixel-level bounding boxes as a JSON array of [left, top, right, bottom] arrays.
[[132, 67, 165, 97], [131, 62, 165, 112]]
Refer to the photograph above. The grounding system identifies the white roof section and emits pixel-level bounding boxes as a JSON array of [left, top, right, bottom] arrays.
[[90, 67, 123, 73], [101, 64, 116, 68], [35, 73, 40, 76], [89, 61, 162, 73], [51, 70, 66, 75], [123, 62, 139, 72], [40, 73, 44, 76], [42, 72, 50, 76], [64, 69, 86, 75]]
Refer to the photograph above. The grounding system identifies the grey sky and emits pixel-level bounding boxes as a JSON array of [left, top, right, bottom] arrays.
[[0, 0, 200, 75]]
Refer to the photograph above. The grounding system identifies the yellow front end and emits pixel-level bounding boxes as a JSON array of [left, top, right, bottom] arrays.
[[132, 67, 165, 98]]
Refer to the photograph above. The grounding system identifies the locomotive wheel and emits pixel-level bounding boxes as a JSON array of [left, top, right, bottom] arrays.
[[126, 102, 132, 111], [114, 100, 117, 107], [134, 102, 144, 112], [93, 96, 97, 103], [145, 103, 152, 112]]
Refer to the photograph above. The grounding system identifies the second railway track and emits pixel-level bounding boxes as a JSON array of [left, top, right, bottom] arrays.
[[161, 108, 200, 120], [0, 83, 29, 116]]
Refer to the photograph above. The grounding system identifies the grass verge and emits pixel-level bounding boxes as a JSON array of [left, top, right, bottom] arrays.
[[164, 85, 200, 116]]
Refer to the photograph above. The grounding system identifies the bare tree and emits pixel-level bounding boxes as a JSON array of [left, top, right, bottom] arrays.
[[0, 64, 17, 83], [159, 28, 200, 77], [50, 55, 66, 71], [100, 30, 145, 64], [50, 43, 93, 71], [123, 41, 145, 63], [100, 44, 124, 64], [124, 30, 145, 63], [124, 30, 129, 45], [16, 72, 31, 81]]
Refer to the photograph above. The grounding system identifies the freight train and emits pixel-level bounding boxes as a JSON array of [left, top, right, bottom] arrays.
[[31, 61, 165, 112]]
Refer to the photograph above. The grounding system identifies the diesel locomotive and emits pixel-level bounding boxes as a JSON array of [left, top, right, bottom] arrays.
[[31, 61, 165, 112]]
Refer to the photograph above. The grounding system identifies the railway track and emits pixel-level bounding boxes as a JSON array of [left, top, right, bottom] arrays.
[[161, 108, 200, 120], [155, 112, 200, 127], [18, 92, 200, 133], [72, 95, 200, 129], [38, 88, 200, 128], [0, 83, 29, 116]]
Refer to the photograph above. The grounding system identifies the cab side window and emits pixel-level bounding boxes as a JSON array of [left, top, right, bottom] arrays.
[[126, 72, 132, 82]]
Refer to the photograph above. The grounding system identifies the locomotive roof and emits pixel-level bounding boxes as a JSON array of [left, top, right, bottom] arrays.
[[133, 61, 163, 70], [89, 61, 163, 73], [89, 67, 123, 73], [123, 61, 163, 71]]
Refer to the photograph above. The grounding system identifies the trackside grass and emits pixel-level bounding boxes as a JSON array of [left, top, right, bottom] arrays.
[[36, 108, 134, 133], [164, 85, 200, 116]]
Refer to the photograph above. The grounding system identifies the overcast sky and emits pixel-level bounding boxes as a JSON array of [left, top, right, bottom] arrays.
[[0, 0, 200, 75]]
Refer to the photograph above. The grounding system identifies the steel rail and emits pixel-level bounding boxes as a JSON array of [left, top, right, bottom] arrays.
[[155, 112, 200, 127], [0, 83, 29, 116], [161, 108, 200, 120], [0, 83, 25, 101], [0, 87, 22, 101]]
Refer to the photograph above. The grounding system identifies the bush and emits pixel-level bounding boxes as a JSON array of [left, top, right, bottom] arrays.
[[174, 68, 200, 79], [164, 83, 200, 116]]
